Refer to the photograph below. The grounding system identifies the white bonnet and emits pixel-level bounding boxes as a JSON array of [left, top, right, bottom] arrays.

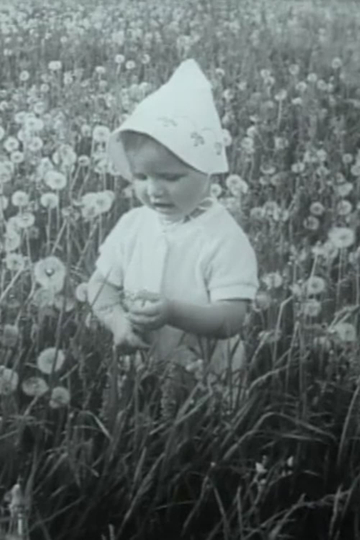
[[107, 58, 229, 180]]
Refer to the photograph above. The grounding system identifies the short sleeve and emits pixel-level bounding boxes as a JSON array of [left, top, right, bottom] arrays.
[[95, 212, 131, 287], [206, 228, 259, 302]]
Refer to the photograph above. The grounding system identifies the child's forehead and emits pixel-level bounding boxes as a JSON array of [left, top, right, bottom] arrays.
[[127, 137, 190, 173]]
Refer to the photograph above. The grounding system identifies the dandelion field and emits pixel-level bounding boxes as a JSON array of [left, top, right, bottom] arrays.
[[1, 0, 360, 538]]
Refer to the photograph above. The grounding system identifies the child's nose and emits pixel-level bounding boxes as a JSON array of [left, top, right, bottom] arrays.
[[147, 177, 166, 197]]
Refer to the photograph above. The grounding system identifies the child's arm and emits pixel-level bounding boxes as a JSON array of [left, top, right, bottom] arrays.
[[167, 298, 249, 339], [128, 296, 249, 340]]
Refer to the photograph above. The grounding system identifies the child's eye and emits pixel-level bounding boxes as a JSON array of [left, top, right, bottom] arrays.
[[166, 175, 183, 182], [133, 174, 182, 182]]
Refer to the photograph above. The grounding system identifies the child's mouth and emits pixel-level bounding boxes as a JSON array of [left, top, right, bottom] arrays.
[[153, 202, 174, 210]]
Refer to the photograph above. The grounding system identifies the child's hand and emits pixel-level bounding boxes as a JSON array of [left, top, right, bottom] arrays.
[[128, 291, 172, 332], [111, 312, 150, 351]]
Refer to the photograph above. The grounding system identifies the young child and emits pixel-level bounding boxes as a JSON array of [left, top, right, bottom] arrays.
[[87, 58, 259, 385]]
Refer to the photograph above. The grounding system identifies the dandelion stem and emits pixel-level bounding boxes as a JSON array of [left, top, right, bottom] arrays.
[[336, 248, 344, 310], [277, 101, 282, 129], [0, 268, 23, 305], [51, 220, 67, 256], [75, 220, 99, 271], [46, 207, 51, 255], [25, 229, 32, 263]]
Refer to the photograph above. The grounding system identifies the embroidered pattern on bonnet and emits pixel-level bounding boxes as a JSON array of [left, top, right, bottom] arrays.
[[156, 115, 223, 154]]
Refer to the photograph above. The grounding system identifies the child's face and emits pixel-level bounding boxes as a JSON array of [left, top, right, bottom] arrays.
[[126, 137, 211, 220]]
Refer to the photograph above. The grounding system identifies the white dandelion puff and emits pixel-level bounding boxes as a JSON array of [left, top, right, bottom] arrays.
[[21, 377, 49, 397], [44, 170, 67, 191], [37, 347, 65, 374], [0, 367, 18, 395], [33, 256, 66, 292], [49, 386, 70, 408], [328, 227, 355, 249]]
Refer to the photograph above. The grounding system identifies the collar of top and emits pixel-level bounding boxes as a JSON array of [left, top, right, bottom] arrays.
[[107, 59, 229, 180]]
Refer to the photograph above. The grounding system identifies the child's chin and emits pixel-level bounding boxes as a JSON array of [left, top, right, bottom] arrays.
[[151, 205, 183, 220]]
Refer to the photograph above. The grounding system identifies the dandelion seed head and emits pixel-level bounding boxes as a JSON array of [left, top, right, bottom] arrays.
[[335, 182, 353, 198], [261, 272, 283, 289], [308, 73, 318, 84], [27, 137, 44, 153], [33, 101, 47, 115], [303, 216, 320, 231], [114, 54, 125, 65], [222, 129, 232, 147], [13, 212, 35, 229], [92, 125, 111, 144], [303, 276, 326, 295], [274, 137, 288, 151], [44, 170, 67, 191], [313, 336, 332, 352], [250, 207, 266, 221], [40, 193, 59, 209], [328, 227, 355, 249], [317, 80, 327, 91], [316, 149, 327, 163], [331, 57, 343, 70], [5, 253, 25, 272], [75, 282, 88, 302], [260, 69, 271, 80], [241, 136, 255, 153], [291, 162, 305, 174], [52, 144, 77, 168], [0, 367, 18, 395], [94, 191, 115, 214], [301, 299, 322, 317], [19, 70, 30, 82], [24, 115, 44, 132], [37, 347, 65, 374], [336, 200, 353, 216], [10, 151, 24, 164], [310, 202, 325, 216], [48, 60, 62, 72], [21, 377, 49, 397], [95, 65, 106, 76], [4, 228, 21, 252], [125, 60, 136, 71], [296, 81, 307, 93], [34, 256, 66, 292], [78, 155, 90, 167], [254, 291, 272, 310], [350, 163, 360, 177], [332, 322, 356, 343], [49, 386, 70, 408], [289, 64, 300, 76], [3, 137, 19, 153], [274, 89, 287, 102], [225, 174, 248, 196], [1, 325, 19, 347]]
